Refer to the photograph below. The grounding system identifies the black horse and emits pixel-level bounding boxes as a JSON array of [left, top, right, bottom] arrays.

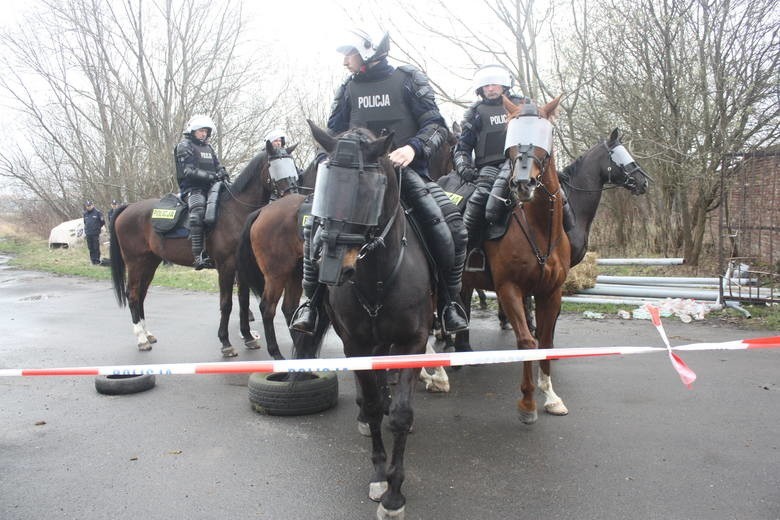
[[306, 121, 434, 519], [561, 127, 651, 266]]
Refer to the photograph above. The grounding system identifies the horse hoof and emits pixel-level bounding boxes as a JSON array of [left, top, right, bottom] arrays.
[[137, 342, 152, 352], [544, 401, 569, 416], [357, 421, 371, 437], [369, 481, 388, 502], [376, 503, 405, 519], [146, 334, 158, 344], [518, 409, 538, 425], [424, 379, 450, 393], [243, 337, 261, 350], [221, 347, 238, 358]]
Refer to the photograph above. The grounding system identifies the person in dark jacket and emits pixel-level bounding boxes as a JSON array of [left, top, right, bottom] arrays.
[[290, 28, 469, 336], [82, 200, 105, 265], [107, 200, 119, 228], [174, 114, 229, 270], [454, 65, 527, 245]]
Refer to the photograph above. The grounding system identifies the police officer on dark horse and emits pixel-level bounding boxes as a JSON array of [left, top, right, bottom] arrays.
[[290, 28, 469, 336], [175, 114, 230, 270]]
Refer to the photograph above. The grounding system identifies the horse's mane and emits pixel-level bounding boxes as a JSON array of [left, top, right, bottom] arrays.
[[229, 151, 268, 194]]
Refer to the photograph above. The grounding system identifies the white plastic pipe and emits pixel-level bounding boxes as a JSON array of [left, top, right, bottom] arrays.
[[597, 258, 685, 265]]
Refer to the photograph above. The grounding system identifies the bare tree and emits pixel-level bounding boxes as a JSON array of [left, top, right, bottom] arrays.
[[0, 0, 283, 222]]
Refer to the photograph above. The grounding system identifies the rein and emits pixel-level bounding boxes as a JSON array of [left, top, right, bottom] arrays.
[[559, 141, 625, 194], [513, 176, 564, 269]]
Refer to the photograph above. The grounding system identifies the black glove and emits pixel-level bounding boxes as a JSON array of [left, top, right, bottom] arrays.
[[454, 151, 477, 182], [216, 167, 229, 182]]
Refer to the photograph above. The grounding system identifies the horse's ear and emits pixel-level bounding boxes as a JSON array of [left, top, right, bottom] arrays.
[[307, 119, 336, 153], [542, 95, 563, 124], [286, 143, 299, 154], [502, 94, 519, 116], [368, 132, 395, 159], [452, 121, 461, 136], [265, 140, 274, 154], [608, 128, 619, 144]]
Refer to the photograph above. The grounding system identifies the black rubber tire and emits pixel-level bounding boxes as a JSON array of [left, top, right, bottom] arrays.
[[248, 371, 338, 416], [95, 374, 156, 395]]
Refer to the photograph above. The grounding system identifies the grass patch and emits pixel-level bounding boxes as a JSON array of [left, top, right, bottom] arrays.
[[0, 235, 219, 293]]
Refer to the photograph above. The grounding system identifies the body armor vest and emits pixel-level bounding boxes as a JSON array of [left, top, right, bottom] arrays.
[[348, 69, 418, 145], [176, 139, 219, 190], [474, 101, 511, 168]]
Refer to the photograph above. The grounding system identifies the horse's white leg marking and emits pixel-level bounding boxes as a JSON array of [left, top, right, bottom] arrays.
[[140, 319, 157, 344], [538, 372, 568, 415], [418, 340, 450, 393], [369, 480, 388, 502], [133, 321, 152, 351]]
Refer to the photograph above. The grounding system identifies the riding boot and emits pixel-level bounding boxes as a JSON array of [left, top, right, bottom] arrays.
[[290, 221, 322, 335], [485, 161, 514, 225], [402, 169, 469, 334], [187, 191, 213, 270], [462, 165, 499, 271], [190, 225, 213, 270]]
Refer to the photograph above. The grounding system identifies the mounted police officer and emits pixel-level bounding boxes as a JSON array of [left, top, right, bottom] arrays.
[[175, 114, 229, 270], [454, 65, 528, 248], [290, 28, 469, 336]]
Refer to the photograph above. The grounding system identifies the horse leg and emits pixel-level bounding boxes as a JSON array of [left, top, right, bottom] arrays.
[[377, 365, 418, 519], [126, 259, 159, 351], [419, 337, 450, 393], [353, 368, 389, 503], [535, 292, 568, 416], [495, 283, 538, 424], [217, 267, 237, 358], [259, 277, 287, 360], [238, 281, 261, 350]]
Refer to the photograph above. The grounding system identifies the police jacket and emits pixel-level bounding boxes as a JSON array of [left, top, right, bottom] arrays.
[[83, 208, 105, 236], [175, 135, 224, 193], [327, 59, 447, 177], [455, 93, 526, 168]]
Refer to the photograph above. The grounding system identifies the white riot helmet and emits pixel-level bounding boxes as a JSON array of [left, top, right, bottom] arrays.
[[336, 29, 390, 63], [264, 128, 287, 146], [473, 65, 513, 95], [185, 114, 216, 138]]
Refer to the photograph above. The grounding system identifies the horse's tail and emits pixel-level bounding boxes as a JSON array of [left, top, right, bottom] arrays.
[[109, 205, 128, 307], [236, 208, 265, 298]]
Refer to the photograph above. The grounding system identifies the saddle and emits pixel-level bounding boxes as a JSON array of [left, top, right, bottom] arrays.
[[437, 171, 476, 212], [150, 182, 225, 238]]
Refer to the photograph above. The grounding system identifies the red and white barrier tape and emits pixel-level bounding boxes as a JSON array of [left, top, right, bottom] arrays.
[[0, 306, 777, 386]]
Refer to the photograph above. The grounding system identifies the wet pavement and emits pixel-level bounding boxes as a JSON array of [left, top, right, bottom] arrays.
[[1, 259, 778, 519]]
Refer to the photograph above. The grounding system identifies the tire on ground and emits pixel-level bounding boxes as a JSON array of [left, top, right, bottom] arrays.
[[248, 371, 338, 416], [95, 374, 156, 395]]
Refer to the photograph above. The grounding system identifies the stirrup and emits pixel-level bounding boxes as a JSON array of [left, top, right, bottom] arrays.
[[441, 302, 469, 335], [289, 301, 318, 336], [193, 252, 215, 270], [465, 248, 486, 272]]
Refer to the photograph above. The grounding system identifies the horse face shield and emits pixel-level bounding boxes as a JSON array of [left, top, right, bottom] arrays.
[[504, 114, 554, 201], [311, 137, 388, 285], [608, 144, 651, 195], [269, 155, 299, 197]]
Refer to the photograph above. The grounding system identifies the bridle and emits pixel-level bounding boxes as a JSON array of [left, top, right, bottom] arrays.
[[560, 139, 651, 194]]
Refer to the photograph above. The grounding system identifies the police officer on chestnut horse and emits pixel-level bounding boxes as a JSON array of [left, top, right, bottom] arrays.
[[175, 114, 230, 270], [290, 28, 469, 336]]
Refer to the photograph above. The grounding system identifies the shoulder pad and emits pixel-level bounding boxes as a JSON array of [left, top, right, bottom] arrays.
[[397, 65, 434, 99]]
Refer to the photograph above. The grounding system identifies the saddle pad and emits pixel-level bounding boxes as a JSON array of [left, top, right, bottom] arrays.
[[436, 172, 476, 213], [151, 194, 189, 237]]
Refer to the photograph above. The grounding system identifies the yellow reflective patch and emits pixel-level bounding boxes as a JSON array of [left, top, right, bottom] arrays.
[[151, 209, 177, 220], [445, 191, 463, 205], [302, 214, 313, 226]]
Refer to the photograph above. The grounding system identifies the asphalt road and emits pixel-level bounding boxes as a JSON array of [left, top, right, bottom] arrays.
[[1, 257, 778, 520]]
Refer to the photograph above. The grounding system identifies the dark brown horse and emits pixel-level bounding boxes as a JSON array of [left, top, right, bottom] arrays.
[[309, 122, 433, 518], [109, 142, 296, 357], [457, 95, 570, 424]]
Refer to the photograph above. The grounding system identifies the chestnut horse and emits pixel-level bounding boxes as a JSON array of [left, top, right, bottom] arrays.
[[109, 142, 296, 357], [458, 95, 569, 424]]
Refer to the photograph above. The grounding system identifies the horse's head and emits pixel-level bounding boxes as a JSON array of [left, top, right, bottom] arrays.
[[603, 128, 651, 195], [503, 95, 561, 202], [307, 120, 395, 285], [266, 140, 300, 198]]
